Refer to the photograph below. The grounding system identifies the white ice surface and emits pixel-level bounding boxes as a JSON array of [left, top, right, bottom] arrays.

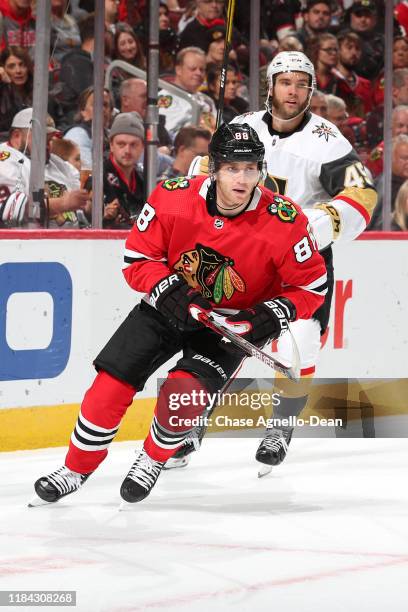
[[1, 438, 408, 612]]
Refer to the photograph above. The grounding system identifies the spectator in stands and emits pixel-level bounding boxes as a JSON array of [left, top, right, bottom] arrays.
[[113, 22, 146, 68], [159, 125, 211, 180], [278, 35, 304, 53], [205, 25, 226, 67], [0, 45, 61, 136], [50, 137, 82, 172], [179, 0, 226, 51], [57, 14, 96, 127], [326, 94, 348, 133], [0, 0, 36, 57], [119, 78, 147, 117], [391, 179, 408, 231], [344, 0, 384, 80], [205, 62, 248, 122], [310, 89, 328, 118], [103, 112, 145, 229], [0, 108, 90, 228], [50, 0, 81, 68], [366, 68, 408, 148], [105, 0, 119, 35], [368, 134, 408, 230], [393, 35, 408, 70], [158, 46, 217, 137], [65, 86, 114, 169], [366, 106, 408, 179], [334, 30, 372, 117], [119, 77, 172, 150], [0, 46, 32, 135], [371, 37, 408, 112], [296, 1, 332, 49], [252, 0, 300, 43], [159, 1, 171, 29], [307, 33, 340, 94]]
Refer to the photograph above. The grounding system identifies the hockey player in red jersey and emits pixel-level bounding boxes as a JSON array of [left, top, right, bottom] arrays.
[[184, 51, 378, 476], [31, 123, 327, 505]]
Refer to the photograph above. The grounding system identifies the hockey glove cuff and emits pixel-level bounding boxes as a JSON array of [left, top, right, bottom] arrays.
[[225, 298, 296, 347], [150, 274, 212, 332]]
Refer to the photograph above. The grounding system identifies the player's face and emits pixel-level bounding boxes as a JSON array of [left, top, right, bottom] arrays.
[[110, 134, 143, 168], [271, 72, 311, 120], [215, 161, 260, 215]]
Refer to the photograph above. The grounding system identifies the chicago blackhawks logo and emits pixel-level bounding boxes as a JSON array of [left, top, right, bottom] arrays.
[[0, 151, 10, 162], [158, 95, 173, 108], [174, 243, 245, 304], [268, 196, 298, 223], [162, 177, 190, 191], [312, 121, 337, 142]]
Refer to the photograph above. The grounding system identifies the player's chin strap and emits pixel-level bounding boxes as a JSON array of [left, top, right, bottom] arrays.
[[189, 305, 300, 381]]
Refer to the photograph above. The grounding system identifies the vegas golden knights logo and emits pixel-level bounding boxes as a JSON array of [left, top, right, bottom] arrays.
[[174, 243, 245, 304]]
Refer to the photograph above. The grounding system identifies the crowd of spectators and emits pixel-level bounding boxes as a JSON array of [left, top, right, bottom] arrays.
[[0, 0, 406, 230]]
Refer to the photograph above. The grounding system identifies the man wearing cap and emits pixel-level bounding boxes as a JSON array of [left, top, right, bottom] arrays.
[[0, 107, 90, 227], [205, 25, 227, 66], [103, 111, 145, 229], [345, 0, 384, 80]]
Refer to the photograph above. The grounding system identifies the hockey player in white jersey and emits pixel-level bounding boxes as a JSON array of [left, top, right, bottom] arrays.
[[175, 51, 377, 474]]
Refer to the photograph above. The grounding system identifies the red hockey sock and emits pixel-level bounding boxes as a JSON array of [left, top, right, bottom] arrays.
[[65, 371, 136, 474], [144, 370, 207, 462]]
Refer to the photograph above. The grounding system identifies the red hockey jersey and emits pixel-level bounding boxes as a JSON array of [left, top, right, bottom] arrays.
[[123, 176, 327, 320]]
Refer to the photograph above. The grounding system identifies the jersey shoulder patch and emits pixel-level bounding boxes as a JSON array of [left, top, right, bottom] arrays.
[[267, 194, 299, 223], [161, 176, 191, 191], [158, 94, 173, 109], [0, 150, 11, 161]]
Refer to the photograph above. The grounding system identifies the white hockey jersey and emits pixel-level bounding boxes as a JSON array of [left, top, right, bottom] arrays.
[[158, 88, 216, 136], [0, 142, 31, 207], [231, 111, 377, 245]]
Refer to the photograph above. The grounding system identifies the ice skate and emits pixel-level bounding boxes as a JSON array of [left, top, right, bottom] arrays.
[[163, 439, 195, 470], [29, 466, 91, 506], [256, 426, 293, 478], [120, 449, 165, 503]]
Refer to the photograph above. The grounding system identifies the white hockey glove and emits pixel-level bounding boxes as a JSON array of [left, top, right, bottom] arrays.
[[304, 206, 338, 251], [0, 191, 28, 226]]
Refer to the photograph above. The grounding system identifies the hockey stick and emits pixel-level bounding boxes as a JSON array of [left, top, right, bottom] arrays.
[[215, 0, 236, 128], [190, 307, 300, 381]]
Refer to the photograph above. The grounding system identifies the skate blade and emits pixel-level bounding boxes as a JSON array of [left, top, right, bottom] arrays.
[[163, 456, 190, 470], [257, 464, 273, 479], [27, 495, 55, 508], [118, 500, 140, 511]]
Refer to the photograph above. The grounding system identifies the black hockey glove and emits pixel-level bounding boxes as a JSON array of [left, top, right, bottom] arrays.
[[150, 274, 212, 332], [225, 298, 296, 347]]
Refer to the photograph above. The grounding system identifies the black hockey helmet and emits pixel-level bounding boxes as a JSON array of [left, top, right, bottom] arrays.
[[209, 123, 265, 171]]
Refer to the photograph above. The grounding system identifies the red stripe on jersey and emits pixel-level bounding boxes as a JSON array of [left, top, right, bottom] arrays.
[[335, 195, 371, 225], [301, 366, 315, 376]]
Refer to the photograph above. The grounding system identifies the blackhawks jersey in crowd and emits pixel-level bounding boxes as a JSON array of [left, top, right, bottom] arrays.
[[123, 175, 327, 321], [231, 110, 377, 243], [0, 142, 30, 208]]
